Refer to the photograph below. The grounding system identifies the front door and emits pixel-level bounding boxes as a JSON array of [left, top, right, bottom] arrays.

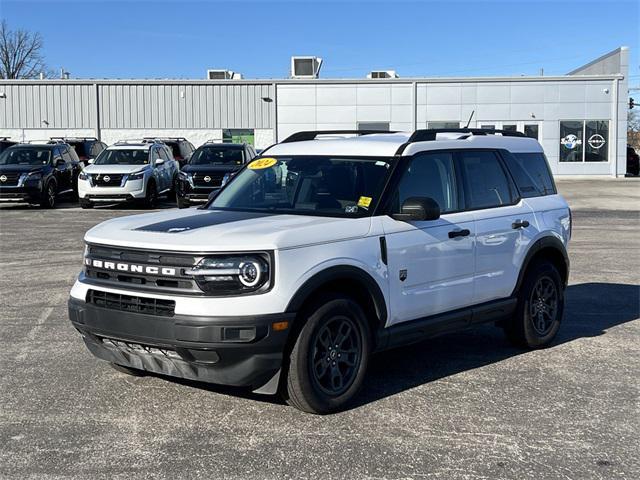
[[381, 151, 476, 326]]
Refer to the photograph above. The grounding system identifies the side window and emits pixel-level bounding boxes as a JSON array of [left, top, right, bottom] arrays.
[[504, 152, 556, 197], [61, 147, 73, 163], [393, 151, 458, 214], [158, 148, 170, 162], [459, 151, 514, 210]]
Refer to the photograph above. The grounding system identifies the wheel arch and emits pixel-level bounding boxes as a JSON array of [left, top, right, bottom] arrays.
[[285, 265, 388, 341], [513, 235, 569, 296]]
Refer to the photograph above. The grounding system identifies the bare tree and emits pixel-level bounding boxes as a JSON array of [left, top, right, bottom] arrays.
[[0, 21, 49, 79], [629, 109, 640, 150]]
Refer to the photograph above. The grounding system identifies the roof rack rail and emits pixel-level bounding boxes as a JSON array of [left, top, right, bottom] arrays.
[[408, 128, 526, 142], [113, 139, 158, 146], [281, 130, 398, 144], [142, 136, 187, 142], [49, 136, 98, 141]]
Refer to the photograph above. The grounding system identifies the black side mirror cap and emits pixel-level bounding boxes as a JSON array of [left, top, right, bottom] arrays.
[[391, 196, 441, 222], [55, 159, 65, 167]]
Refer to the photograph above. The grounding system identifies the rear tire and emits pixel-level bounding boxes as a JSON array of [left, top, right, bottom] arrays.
[[504, 261, 564, 349], [39, 181, 56, 208], [110, 362, 145, 376], [284, 295, 371, 414]]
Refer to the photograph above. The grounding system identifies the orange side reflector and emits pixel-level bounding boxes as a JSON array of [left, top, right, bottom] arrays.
[[272, 321, 289, 331]]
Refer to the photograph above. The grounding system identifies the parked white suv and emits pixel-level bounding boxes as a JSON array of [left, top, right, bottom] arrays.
[[68, 129, 571, 414], [77, 140, 179, 208]]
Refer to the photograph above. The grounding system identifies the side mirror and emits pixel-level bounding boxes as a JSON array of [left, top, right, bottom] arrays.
[[155, 158, 165, 165], [55, 158, 65, 167], [87, 158, 95, 164], [391, 197, 440, 222]]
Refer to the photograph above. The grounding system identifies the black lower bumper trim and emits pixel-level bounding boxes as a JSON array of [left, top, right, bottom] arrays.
[[69, 297, 295, 389]]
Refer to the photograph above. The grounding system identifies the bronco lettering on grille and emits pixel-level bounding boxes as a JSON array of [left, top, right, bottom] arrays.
[[85, 258, 177, 276]]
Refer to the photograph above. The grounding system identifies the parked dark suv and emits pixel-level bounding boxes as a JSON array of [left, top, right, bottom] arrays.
[[627, 145, 639, 176], [175, 142, 256, 208], [50, 137, 107, 167], [0, 142, 82, 208], [143, 137, 195, 168]]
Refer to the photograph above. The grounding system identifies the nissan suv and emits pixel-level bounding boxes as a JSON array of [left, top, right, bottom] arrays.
[[175, 141, 256, 208], [77, 140, 179, 208], [0, 141, 81, 208], [68, 129, 570, 414]]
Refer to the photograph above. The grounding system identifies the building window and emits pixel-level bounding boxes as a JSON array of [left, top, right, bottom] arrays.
[[357, 122, 390, 131], [427, 122, 460, 129], [223, 129, 254, 145], [560, 120, 608, 162], [503, 124, 517, 132], [524, 124, 539, 140]]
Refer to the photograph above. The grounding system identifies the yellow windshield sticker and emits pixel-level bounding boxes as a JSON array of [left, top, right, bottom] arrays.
[[357, 196, 373, 208], [248, 157, 277, 170]]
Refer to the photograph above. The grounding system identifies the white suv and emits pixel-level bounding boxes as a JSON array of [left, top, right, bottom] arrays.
[[68, 129, 571, 414], [78, 140, 179, 208]]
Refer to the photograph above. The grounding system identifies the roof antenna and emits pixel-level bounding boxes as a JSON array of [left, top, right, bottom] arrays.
[[464, 110, 475, 128]]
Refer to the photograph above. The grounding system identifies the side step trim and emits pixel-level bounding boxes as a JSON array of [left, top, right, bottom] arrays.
[[375, 297, 517, 351]]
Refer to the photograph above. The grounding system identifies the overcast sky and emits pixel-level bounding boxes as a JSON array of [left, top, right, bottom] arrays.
[[3, 0, 639, 86]]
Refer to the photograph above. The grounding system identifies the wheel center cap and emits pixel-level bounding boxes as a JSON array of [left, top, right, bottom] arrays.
[[329, 350, 338, 360]]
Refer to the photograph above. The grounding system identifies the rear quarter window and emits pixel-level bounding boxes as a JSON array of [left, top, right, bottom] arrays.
[[505, 152, 556, 197]]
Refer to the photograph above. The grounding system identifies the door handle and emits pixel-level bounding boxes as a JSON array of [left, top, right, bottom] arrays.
[[512, 220, 530, 229], [448, 228, 471, 239]]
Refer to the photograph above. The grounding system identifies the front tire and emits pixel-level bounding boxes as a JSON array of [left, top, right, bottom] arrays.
[[504, 261, 564, 349], [144, 181, 158, 209], [40, 181, 56, 208], [80, 199, 93, 209], [284, 295, 371, 414], [176, 195, 190, 209]]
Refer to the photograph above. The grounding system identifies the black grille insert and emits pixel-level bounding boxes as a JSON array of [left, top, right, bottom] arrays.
[[192, 173, 223, 188], [87, 289, 175, 317], [91, 174, 125, 187], [0, 173, 22, 186]]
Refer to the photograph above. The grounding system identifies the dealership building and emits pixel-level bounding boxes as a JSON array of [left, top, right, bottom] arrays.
[[0, 46, 631, 176]]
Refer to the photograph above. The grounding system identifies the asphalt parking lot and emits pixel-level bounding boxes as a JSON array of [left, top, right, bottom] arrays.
[[0, 179, 638, 480]]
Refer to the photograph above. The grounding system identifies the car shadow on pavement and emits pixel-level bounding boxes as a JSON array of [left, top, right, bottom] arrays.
[[149, 282, 639, 411], [354, 282, 639, 410]]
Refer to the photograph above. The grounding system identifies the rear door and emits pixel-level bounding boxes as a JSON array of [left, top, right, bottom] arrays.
[[53, 147, 71, 192], [457, 150, 538, 304], [381, 150, 476, 325]]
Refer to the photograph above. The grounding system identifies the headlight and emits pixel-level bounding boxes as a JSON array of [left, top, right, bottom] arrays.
[[221, 172, 235, 186], [78, 171, 89, 181], [25, 171, 42, 181], [178, 171, 190, 179], [128, 170, 146, 181], [185, 254, 271, 294]]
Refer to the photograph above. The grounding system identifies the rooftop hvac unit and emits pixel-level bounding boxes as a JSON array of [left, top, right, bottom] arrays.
[[367, 70, 399, 79], [206, 70, 243, 80], [291, 56, 323, 79]]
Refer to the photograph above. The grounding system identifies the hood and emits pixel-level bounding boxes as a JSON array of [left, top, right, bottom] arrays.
[[83, 164, 149, 175], [84, 208, 373, 252], [0, 164, 45, 174], [181, 164, 241, 174]]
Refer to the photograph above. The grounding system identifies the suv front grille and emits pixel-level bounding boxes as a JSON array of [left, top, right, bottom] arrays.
[[192, 173, 223, 188], [91, 174, 125, 187], [0, 173, 22, 186], [84, 244, 202, 295], [87, 289, 175, 317]]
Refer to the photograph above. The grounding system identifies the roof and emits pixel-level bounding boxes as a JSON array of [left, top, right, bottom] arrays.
[[265, 131, 543, 157]]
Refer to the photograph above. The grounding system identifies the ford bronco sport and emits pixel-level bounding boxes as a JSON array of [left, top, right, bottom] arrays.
[[68, 129, 571, 414]]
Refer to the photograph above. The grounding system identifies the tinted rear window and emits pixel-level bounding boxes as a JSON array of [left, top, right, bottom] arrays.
[[506, 152, 556, 197]]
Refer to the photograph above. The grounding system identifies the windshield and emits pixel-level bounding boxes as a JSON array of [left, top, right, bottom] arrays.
[[190, 146, 244, 166], [209, 156, 394, 217], [94, 149, 149, 165], [0, 147, 51, 166]]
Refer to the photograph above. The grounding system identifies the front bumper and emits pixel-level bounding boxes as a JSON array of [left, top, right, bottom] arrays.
[[68, 297, 295, 390], [0, 185, 41, 203], [78, 178, 146, 201], [176, 178, 218, 203]]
